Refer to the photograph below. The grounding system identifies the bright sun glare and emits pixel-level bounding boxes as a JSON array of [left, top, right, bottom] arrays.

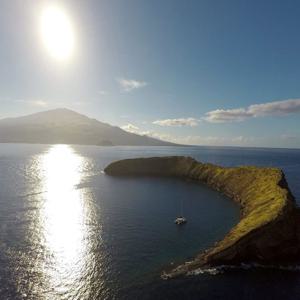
[[40, 5, 75, 61], [40, 145, 88, 284]]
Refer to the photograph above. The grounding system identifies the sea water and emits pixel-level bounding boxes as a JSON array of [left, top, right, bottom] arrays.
[[0, 144, 299, 299]]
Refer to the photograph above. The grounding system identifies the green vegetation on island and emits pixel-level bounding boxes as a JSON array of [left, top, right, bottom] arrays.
[[105, 156, 300, 278]]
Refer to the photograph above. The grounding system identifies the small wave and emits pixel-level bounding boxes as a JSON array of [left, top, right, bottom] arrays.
[[187, 267, 221, 276], [187, 263, 300, 276], [20, 191, 45, 198]]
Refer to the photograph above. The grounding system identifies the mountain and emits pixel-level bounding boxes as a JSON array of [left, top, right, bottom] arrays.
[[0, 108, 176, 146]]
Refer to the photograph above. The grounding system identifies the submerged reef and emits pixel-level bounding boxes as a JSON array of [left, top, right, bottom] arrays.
[[104, 156, 300, 278]]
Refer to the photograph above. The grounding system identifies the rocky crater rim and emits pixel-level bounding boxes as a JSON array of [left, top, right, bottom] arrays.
[[104, 156, 300, 278]]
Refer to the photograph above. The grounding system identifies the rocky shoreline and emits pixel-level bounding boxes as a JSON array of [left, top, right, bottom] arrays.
[[104, 156, 300, 278]]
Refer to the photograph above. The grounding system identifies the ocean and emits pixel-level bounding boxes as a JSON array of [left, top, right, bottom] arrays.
[[0, 144, 299, 300]]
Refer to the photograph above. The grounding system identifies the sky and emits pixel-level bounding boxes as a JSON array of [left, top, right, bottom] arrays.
[[1, 0, 300, 148]]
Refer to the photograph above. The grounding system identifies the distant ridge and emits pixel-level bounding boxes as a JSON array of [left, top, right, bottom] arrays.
[[0, 108, 176, 146]]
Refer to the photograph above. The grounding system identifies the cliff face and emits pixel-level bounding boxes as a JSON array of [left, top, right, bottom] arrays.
[[105, 156, 300, 277]]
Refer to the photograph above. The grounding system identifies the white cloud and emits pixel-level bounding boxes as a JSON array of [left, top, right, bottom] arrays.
[[121, 123, 140, 133], [141, 130, 174, 141], [164, 134, 257, 146], [117, 78, 148, 92], [204, 108, 252, 123], [205, 98, 300, 123], [120, 124, 173, 142], [120, 121, 261, 146], [248, 99, 300, 116], [15, 99, 48, 107], [153, 117, 199, 127], [31, 100, 48, 107]]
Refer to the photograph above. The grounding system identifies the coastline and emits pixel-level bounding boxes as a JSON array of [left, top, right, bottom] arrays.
[[104, 156, 300, 278]]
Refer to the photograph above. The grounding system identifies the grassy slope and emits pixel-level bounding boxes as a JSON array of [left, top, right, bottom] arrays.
[[105, 156, 295, 259], [188, 163, 292, 255]]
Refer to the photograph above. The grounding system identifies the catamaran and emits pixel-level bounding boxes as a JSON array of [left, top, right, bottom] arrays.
[[174, 216, 187, 225], [174, 198, 187, 225]]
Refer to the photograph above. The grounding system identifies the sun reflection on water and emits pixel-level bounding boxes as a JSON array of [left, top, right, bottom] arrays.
[[40, 145, 89, 293]]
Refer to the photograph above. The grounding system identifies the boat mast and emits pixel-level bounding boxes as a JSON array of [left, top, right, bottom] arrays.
[[180, 198, 183, 216]]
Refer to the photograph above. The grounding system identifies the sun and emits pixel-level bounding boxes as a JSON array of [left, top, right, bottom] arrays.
[[40, 5, 75, 61]]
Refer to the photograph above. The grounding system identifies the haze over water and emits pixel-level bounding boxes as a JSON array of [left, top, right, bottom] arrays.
[[0, 144, 299, 299]]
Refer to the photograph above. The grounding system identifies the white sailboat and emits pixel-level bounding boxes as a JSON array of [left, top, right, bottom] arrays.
[[174, 198, 187, 225]]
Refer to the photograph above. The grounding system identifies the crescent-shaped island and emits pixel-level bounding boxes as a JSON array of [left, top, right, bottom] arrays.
[[104, 156, 300, 278]]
